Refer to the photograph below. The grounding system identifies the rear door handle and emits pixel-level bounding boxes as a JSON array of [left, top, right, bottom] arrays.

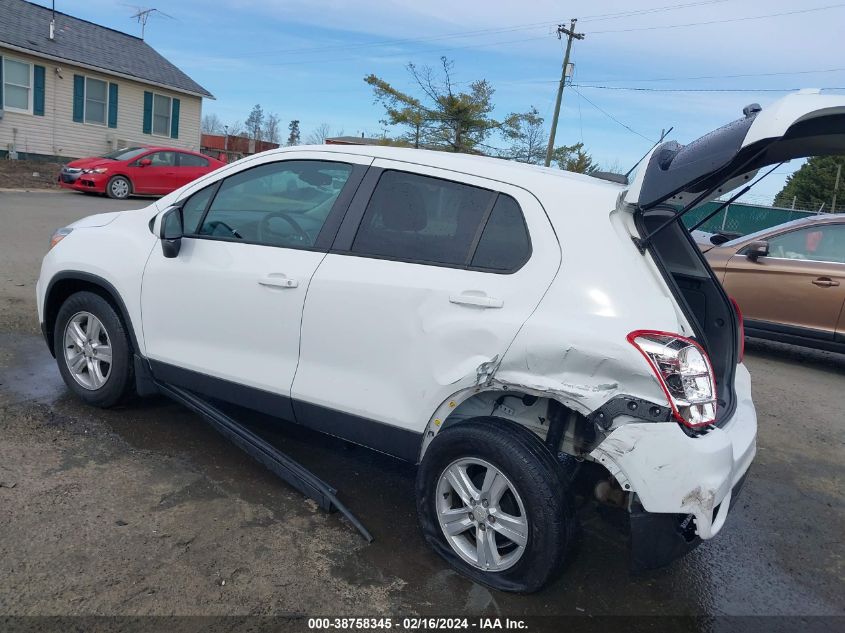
[[258, 274, 299, 289], [812, 277, 840, 287], [449, 292, 504, 309]]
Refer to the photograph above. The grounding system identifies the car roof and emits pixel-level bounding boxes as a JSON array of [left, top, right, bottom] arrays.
[[260, 144, 626, 193]]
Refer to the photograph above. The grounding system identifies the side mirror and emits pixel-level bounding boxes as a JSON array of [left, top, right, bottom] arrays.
[[139, 158, 152, 167], [159, 207, 183, 258], [745, 240, 769, 261]]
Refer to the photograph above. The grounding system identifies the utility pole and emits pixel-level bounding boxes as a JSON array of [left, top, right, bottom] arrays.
[[831, 162, 842, 213], [545, 19, 585, 167]]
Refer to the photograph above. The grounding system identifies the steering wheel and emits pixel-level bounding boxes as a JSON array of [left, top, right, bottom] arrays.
[[204, 220, 243, 239], [258, 211, 310, 244]]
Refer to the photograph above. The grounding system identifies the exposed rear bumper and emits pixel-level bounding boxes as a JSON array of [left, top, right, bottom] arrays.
[[591, 363, 757, 542]]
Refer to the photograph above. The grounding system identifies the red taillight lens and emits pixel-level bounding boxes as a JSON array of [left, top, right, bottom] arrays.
[[627, 330, 717, 428], [729, 297, 745, 363]]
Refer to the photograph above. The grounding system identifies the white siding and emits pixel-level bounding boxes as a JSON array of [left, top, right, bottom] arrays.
[[0, 47, 203, 159]]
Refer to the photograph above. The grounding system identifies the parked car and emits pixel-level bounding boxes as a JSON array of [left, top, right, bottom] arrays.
[[704, 213, 845, 353], [58, 146, 224, 199], [36, 93, 845, 592]]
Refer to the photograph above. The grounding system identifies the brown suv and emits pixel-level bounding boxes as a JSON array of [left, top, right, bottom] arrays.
[[703, 214, 845, 352]]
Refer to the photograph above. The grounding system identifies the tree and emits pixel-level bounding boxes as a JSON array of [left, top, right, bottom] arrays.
[[774, 155, 845, 211], [264, 112, 281, 144], [227, 120, 244, 138], [502, 106, 546, 164], [287, 120, 301, 146], [201, 113, 223, 135], [365, 57, 533, 154], [245, 104, 264, 141], [306, 123, 332, 145], [551, 142, 598, 174]]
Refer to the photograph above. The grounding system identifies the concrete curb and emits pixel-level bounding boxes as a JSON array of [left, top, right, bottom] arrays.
[[0, 188, 67, 193]]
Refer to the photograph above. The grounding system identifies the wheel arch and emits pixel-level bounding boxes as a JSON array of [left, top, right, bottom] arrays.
[[419, 386, 597, 463], [43, 271, 139, 358]]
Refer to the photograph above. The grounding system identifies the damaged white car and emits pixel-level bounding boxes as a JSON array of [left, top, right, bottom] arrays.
[[37, 92, 845, 592]]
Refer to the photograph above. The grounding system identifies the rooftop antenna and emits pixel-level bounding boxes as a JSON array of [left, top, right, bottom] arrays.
[[49, 0, 55, 40], [128, 6, 173, 39]]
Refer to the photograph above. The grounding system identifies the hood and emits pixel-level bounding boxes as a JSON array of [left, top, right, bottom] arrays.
[[624, 91, 845, 210], [66, 157, 116, 169], [68, 211, 123, 228]]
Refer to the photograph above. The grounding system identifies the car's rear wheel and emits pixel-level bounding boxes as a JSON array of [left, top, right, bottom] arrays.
[[416, 417, 576, 593], [54, 291, 134, 407], [106, 175, 132, 199]]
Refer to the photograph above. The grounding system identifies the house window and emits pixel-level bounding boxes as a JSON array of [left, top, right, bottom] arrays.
[[3, 57, 32, 113], [84, 77, 107, 125], [152, 93, 171, 136]]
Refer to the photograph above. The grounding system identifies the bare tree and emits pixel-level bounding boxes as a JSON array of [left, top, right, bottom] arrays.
[[201, 113, 223, 135], [503, 107, 546, 164], [264, 113, 281, 145], [306, 123, 332, 145], [227, 120, 244, 138]]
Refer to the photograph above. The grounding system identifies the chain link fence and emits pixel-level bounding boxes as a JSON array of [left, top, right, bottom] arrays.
[[681, 201, 817, 236]]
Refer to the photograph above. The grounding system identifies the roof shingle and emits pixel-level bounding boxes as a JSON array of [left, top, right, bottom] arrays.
[[0, 0, 213, 98]]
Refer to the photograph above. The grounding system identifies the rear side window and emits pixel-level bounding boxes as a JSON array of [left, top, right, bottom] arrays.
[[179, 153, 209, 168], [471, 195, 531, 271], [351, 171, 495, 266]]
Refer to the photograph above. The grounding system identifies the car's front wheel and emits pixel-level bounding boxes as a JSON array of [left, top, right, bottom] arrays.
[[416, 418, 576, 593], [106, 175, 132, 199], [54, 291, 134, 407]]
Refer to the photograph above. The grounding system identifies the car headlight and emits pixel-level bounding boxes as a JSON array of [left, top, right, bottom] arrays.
[[50, 227, 73, 250], [82, 168, 108, 174]]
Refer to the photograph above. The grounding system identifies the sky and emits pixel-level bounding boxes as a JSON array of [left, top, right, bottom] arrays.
[[34, 0, 845, 205]]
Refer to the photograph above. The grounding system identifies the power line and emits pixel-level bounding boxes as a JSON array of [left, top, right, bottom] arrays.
[[588, 3, 845, 34], [571, 84, 845, 92], [569, 86, 656, 143], [228, 0, 729, 59], [577, 67, 845, 83]]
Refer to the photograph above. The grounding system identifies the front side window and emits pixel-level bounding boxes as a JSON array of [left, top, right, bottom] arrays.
[[3, 58, 32, 112], [351, 171, 495, 266], [198, 160, 352, 248], [152, 94, 171, 136], [144, 151, 176, 167], [84, 77, 107, 124], [182, 185, 215, 234], [766, 224, 845, 263]]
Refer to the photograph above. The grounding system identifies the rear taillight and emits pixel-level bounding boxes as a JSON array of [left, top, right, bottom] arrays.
[[729, 297, 745, 363], [627, 330, 717, 428]]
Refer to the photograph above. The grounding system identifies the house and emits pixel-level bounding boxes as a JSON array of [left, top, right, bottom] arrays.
[[200, 133, 279, 163], [0, 0, 213, 161]]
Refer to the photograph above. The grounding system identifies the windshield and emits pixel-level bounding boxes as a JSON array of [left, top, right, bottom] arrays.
[[98, 147, 148, 161]]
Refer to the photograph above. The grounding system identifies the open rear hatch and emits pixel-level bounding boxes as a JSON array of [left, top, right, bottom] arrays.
[[623, 91, 845, 425]]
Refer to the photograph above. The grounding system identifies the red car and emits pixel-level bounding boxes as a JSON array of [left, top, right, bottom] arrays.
[[58, 146, 225, 199]]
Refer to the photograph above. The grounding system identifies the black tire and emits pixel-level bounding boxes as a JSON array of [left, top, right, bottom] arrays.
[[416, 417, 576, 593], [54, 291, 134, 408], [106, 175, 132, 199]]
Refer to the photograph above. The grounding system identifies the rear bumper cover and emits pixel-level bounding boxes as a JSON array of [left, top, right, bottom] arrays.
[[591, 363, 757, 543], [629, 469, 749, 571]]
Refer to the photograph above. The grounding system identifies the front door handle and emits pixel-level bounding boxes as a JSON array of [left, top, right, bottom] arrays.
[[449, 292, 504, 309], [258, 274, 299, 289], [812, 277, 840, 288]]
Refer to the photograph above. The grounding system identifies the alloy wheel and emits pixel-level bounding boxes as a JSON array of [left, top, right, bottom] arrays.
[[436, 457, 528, 572], [63, 311, 113, 390]]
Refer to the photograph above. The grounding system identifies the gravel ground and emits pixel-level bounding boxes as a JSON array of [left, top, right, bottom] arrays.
[[0, 192, 843, 627]]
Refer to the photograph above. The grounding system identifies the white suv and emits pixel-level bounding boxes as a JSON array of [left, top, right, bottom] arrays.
[[36, 93, 845, 592]]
